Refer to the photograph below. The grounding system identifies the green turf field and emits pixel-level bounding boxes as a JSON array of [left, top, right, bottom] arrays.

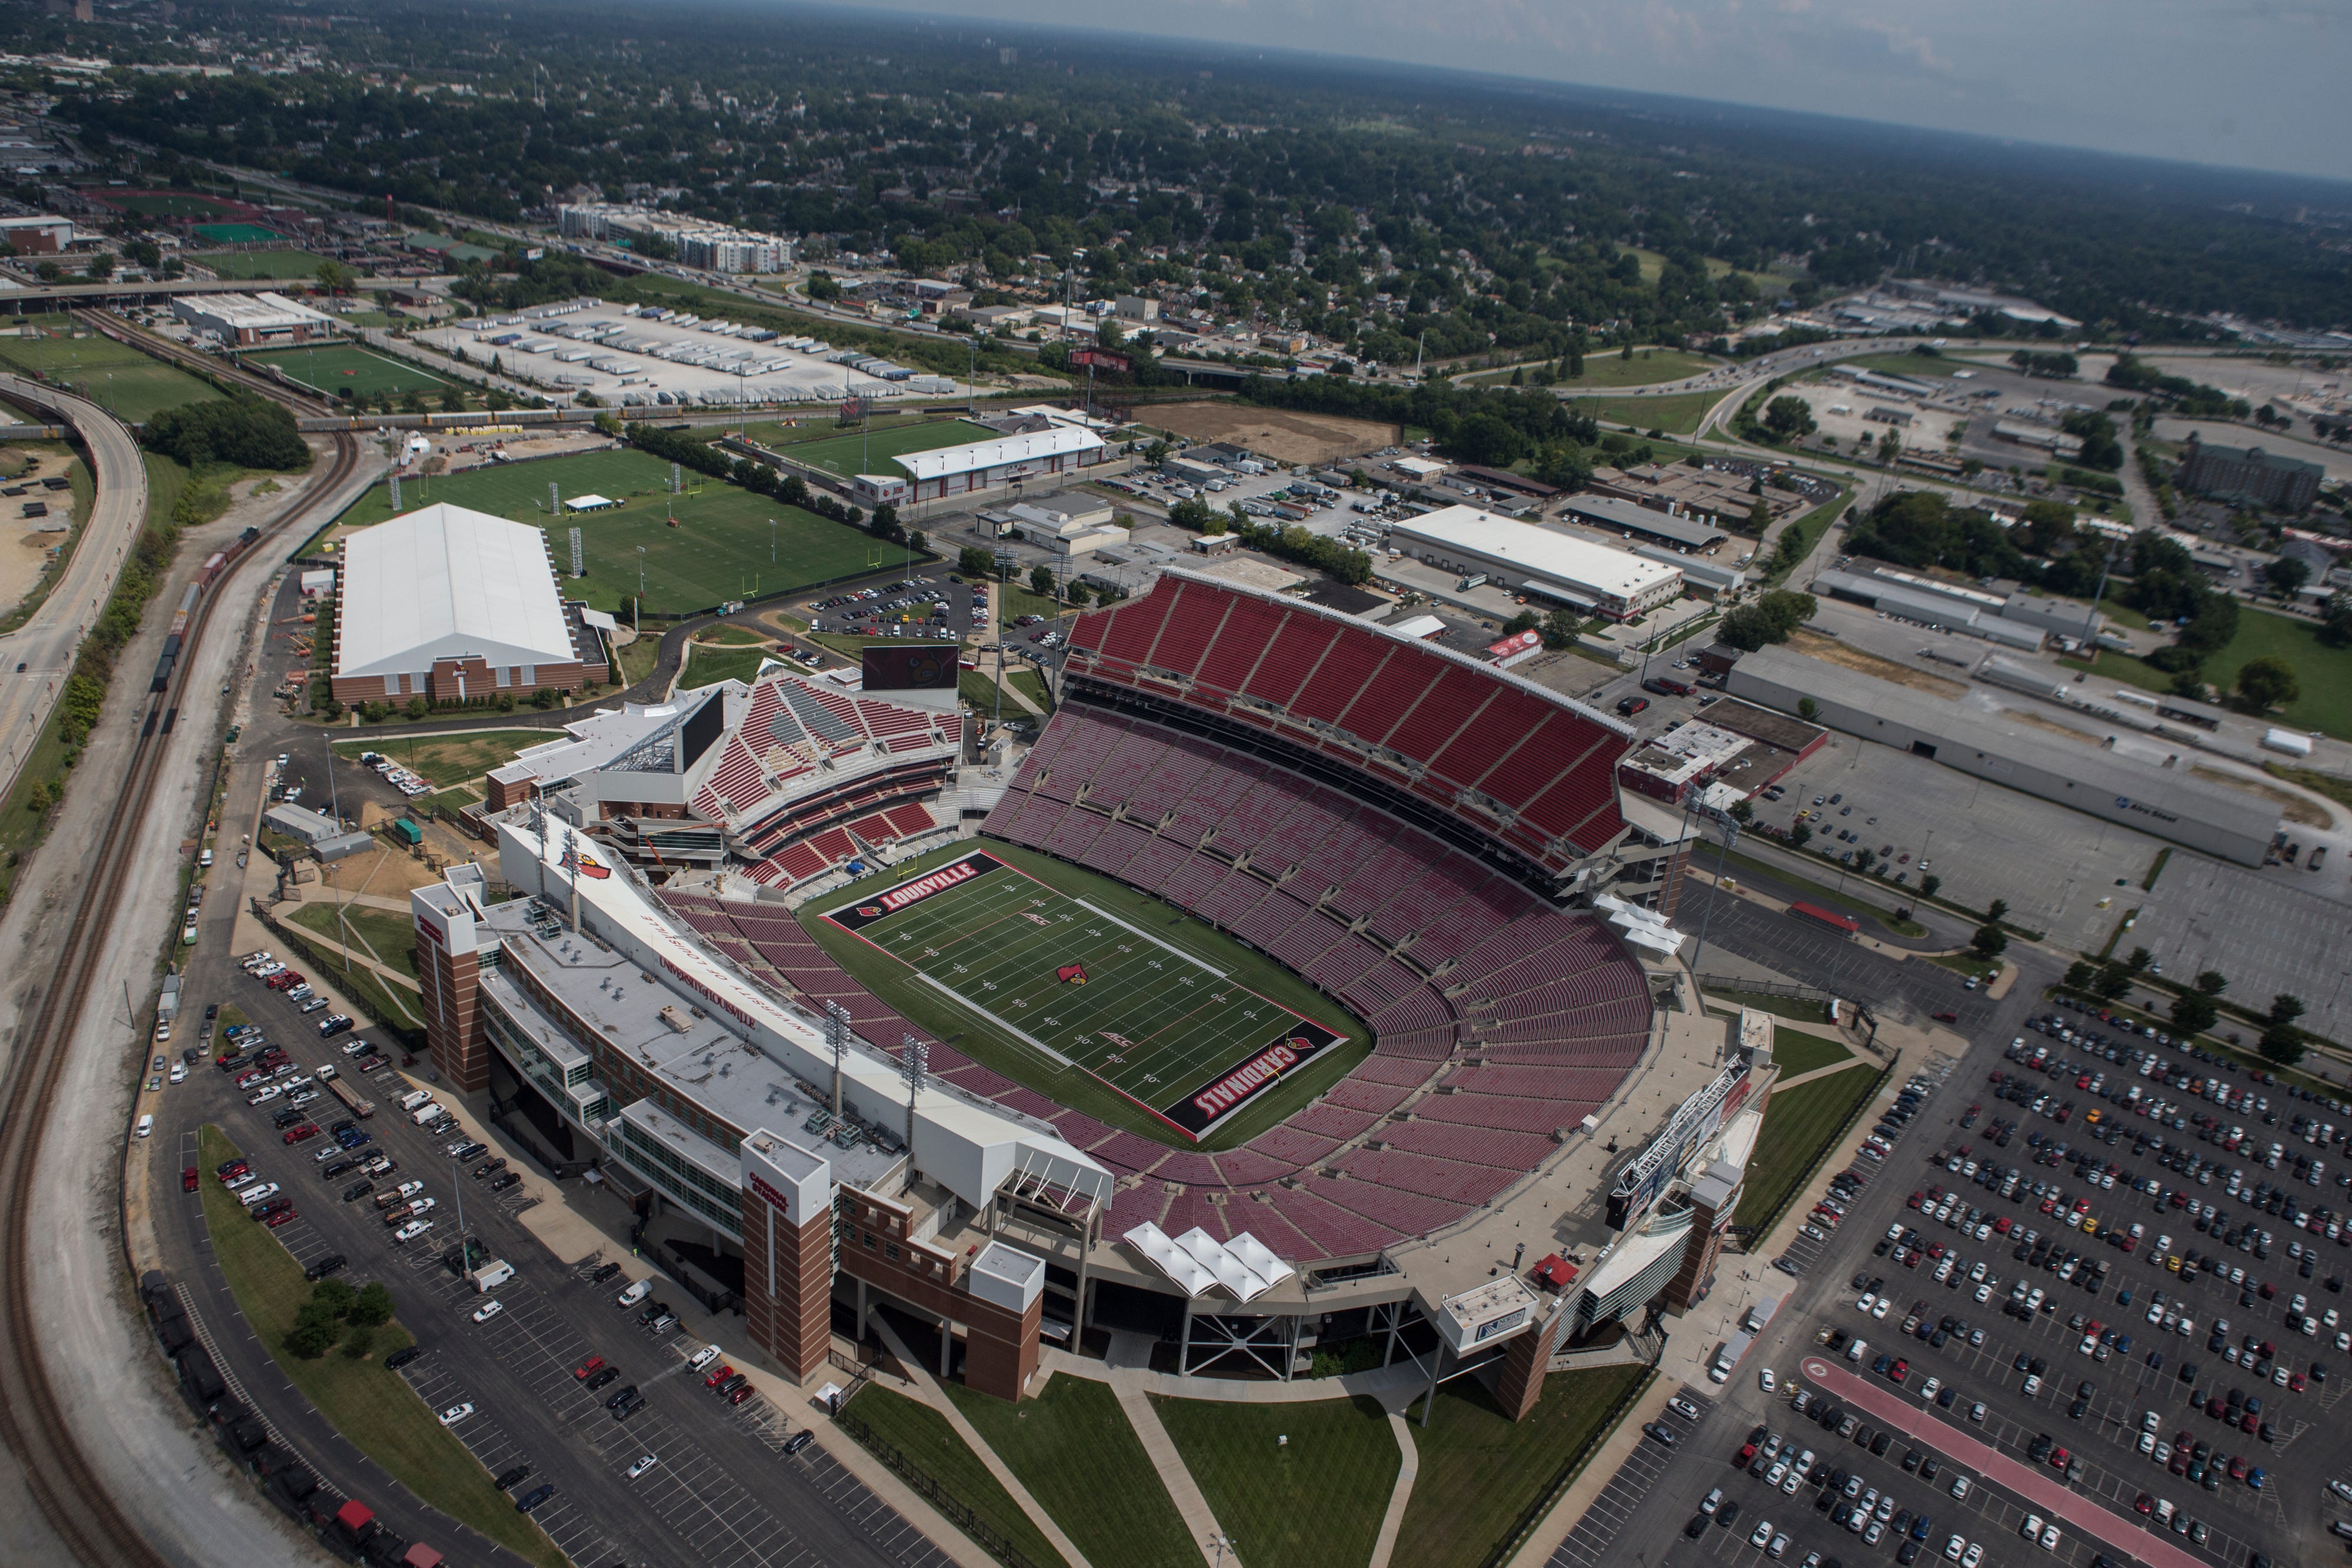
[[244, 342, 452, 398], [0, 329, 222, 423], [193, 221, 283, 244], [193, 249, 334, 280], [757, 418, 993, 479], [332, 447, 886, 615], [820, 847, 1356, 1142]]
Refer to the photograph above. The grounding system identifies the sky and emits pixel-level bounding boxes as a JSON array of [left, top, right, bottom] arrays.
[[859, 0, 2351, 183]]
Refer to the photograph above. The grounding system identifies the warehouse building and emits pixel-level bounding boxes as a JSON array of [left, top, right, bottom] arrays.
[[1558, 492, 1728, 552], [1726, 646, 2277, 865], [1388, 504, 1682, 621], [890, 426, 1110, 502], [172, 290, 338, 346], [331, 503, 600, 706], [1808, 569, 2047, 650]]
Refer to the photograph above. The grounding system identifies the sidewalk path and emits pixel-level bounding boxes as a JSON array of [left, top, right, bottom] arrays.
[[1369, 1413, 1420, 1568], [867, 1315, 1094, 1568], [1110, 1380, 1230, 1567], [1771, 1055, 1877, 1092]]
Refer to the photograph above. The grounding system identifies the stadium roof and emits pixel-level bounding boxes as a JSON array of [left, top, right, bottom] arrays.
[[893, 425, 1104, 482], [336, 503, 577, 680]]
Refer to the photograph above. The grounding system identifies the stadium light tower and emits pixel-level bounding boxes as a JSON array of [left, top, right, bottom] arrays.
[[900, 1038, 928, 1191], [826, 1001, 851, 1118]]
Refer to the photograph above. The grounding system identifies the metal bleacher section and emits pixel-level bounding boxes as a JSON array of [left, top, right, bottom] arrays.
[[1058, 570, 1634, 880]]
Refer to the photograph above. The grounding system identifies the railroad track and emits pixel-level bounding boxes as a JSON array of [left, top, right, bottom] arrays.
[[79, 307, 338, 413], [0, 424, 360, 1566]]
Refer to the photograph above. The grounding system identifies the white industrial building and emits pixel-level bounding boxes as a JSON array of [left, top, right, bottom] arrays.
[[173, 290, 338, 346], [890, 427, 1111, 503], [330, 503, 596, 705], [1387, 504, 1683, 621]]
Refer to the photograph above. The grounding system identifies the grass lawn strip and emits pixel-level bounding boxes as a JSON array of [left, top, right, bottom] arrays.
[[1713, 849, 1925, 937], [196, 1126, 565, 1568], [680, 641, 776, 688], [944, 1377, 1197, 1568], [289, 900, 422, 982], [748, 417, 996, 479], [194, 249, 336, 280], [329, 447, 888, 616], [841, 1383, 1070, 1568], [2063, 604, 2352, 740], [1702, 987, 1832, 1025], [799, 837, 1369, 1152], [0, 327, 224, 423], [1395, 1365, 1651, 1568], [242, 342, 452, 398], [1767, 1029, 1856, 1077], [1733, 1064, 1887, 1231], [1568, 389, 1720, 434], [333, 727, 552, 789], [277, 925, 425, 1031], [1149, 1392, 1398, 1568]]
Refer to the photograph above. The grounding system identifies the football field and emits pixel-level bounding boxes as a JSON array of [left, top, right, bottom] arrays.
[[748, 417, 993, 479], [823, 850, 1346, 1141], [243, 342, 452, 397]]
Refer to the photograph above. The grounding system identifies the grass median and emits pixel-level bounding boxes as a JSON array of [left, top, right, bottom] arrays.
[[196, 1125, 564, 1568], [1397, 1363, 1651, 1568], [1733, 1064, 1887, 1232], [944, 1376, 1195, 1568], [841, 1383, 1070, 1568], [1150, 1393, 1398, 1568]]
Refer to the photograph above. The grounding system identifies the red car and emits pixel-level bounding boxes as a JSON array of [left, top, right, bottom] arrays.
[[216, 1162, 249, 1184], [182, 1166, 198, 1192], [283, 1124, 319, 1145], [1887, 1359, 1909, 1384], [1735, 1442, 1758, 1466], [573, 1355, 607, 1380], [728, 1385, 754, 1406], [265, 1208, 298, 1228], [2049, 1446, 2071, 1472], [704, 1363, 735, 1388]]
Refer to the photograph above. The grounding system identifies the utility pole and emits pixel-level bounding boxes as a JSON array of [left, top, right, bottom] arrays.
[[900, 1038, 928, 1192], [325, 734, 354, 975]]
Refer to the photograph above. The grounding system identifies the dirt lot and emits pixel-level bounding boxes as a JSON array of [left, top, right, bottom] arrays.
[[1147, 402, 1396, 466], [1788, 629, 1967, 696]]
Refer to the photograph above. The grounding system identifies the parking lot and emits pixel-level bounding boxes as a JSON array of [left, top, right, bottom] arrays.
[[1589, 972, 2348, 1568], [157, 947, 954, 1568]]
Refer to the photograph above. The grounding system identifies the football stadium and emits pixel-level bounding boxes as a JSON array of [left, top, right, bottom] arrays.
[[420, 569, 1783, 1413]]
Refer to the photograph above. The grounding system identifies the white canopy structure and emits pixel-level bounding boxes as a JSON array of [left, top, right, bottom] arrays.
[[1123, 1221, 1292, 1303]]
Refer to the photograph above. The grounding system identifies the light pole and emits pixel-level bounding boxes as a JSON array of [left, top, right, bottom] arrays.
[[636, 545, 647, 600], [324, 734, 355, 976]]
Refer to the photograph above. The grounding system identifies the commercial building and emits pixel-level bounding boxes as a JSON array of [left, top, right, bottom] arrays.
[[1387, 504, 1682, 621], [1726, 646, 2277, 865], [330, 503, 600, 706], [556, 203, 793, 273], [171, 290, 337, 346], [2177, 435, 2323, 514], [1004, 500, 1127, 556], [1809, 569, 2047, 650], [413, 844, 1103, 1399], [0, 214, 72, 253], [1557, 492, 1729, 553], [891, 427, 1110, 502]]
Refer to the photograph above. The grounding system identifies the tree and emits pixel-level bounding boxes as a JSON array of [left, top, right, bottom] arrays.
[[1029, 564, 1055, 598], [2171, 992, 2219, 1034], [142, 396, 311, 470], [438, 385, 466, 414], [1919, 874, 1941, 900], [2264, 557, 2310, 599], [1986, 898, 2009, 924], [2259, 1024, 2306, 1067], [312, 1278, 357, 1319], [1797, 697, 1819, 722], [285, 1298, 342, 1358], [2320, 590, 2352, 648], [2126, 946, 2153, 973], [2194, 969, 2228, 997], [2064, 960, 2099, 991], [485, 387, 513, 413], [1728, 798, 1754, 824], [349, 1282, 395, 1329], [2092, 961, 2134, 1000], [1790, 823, 1812, 848], [1854, 847, 1877, 874], [958, 546, 991, 578], [315, 259, 356, 296], [1719, 590, 1818, 651], [2234, 655, 2298, 712], [1970, 923, 2008, 959], [83, 251, 115, 281], [340, 1323, 377, 1361], [1746, 496, 1772, 535], [2268, 994, 2305, 1028], [1762, 396, 1816, 442], [405, 695, 430, 720]]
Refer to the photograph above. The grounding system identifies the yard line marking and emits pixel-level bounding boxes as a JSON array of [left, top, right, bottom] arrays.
[[1068, 895, 1228, 977]]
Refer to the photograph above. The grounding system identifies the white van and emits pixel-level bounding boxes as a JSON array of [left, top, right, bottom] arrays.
[[470, 1261, 516, 1293], [616, 1278, 653, 1308], [133, 1114, 153, 1139], [399, 1089, 435, 1113], [410, 1101, 443, 1127]]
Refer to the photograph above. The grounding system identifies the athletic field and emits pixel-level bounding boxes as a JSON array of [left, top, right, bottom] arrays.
[[822, 849, 1350, 1141], [332, 447, 887, 615], [749, 417, 993, 479], [244, 343, 452, 399], [0, 329, 222, 423], [192, 222, 283, 245]]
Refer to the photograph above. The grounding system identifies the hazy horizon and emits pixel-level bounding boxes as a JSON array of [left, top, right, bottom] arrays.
[[848, 0, 2350, 185]]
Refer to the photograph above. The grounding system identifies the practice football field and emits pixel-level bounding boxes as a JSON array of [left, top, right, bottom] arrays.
[[749, 417, 994, 479], [243, 342, 452, 397], [823, 850, 1346, 1141]]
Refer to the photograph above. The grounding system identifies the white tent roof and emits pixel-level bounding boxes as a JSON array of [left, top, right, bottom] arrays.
[[893, 425, 1104, 482], [1123, 1221, 1292, 1303], [1123, 1221, 1217, 1295], [337, 503, 577, 680]]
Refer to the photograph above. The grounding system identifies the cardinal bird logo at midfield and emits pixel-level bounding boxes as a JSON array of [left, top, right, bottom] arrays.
[[1055, 963, 1088, 985]]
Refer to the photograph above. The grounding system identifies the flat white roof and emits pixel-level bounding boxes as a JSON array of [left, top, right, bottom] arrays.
[[1391, 504, 1682, 602], [894, 425, 1104, 482], [337, 503, 578, 679], [185, 290, 336, 329]]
